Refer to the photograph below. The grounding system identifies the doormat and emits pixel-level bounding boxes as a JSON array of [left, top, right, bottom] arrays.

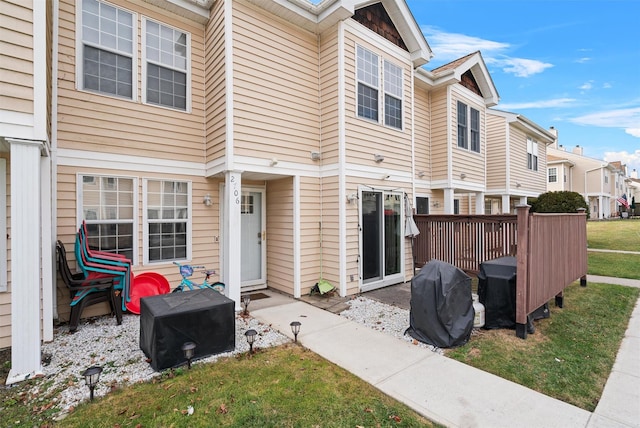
[[246, 292, 270, 301]]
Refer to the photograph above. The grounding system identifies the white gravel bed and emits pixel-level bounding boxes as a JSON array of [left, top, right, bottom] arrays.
[[340, 296, 444, 354], [29, 313, 288, 419]]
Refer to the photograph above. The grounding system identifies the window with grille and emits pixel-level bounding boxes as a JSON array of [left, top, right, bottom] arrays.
[[548, 167, 557, 183], [384, 60, 403, 129], [145, 180, 190, 262], [527, 138, 538, 171]]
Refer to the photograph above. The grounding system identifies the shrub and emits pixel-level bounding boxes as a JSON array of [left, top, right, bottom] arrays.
[[530, 191, 590, 218]]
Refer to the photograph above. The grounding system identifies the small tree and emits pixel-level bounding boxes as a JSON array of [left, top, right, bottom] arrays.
[[530, 191, 590, 218]]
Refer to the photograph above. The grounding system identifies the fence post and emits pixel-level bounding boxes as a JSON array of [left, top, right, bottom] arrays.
[[515, 205, 531, 339], [577, 207, 588, 287]]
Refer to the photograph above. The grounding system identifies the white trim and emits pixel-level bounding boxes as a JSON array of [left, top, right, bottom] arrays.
[[224, 0, 234, 169], [33, 0, 47, 141], [58, 148, 206, 176], [337, 22, 347, 297], [0, 159, 6, 292], [293, 175, 301, 298], [40, 156, 54, 342]]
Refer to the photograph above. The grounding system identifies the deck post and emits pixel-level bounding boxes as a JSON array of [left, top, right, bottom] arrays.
[[515, 205, 531, 339]]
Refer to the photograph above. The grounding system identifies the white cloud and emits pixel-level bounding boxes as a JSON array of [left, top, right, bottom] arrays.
[[575, 57, 591, 63], [604, 149, 640, 174], [569, 108, 640, 138], [422, 26, 552, 77], [602, 83, 612, 89], [579, 81, 593, 91], [498, 98, 576, 110]]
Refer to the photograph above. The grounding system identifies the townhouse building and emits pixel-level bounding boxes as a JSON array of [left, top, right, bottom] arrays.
[[1, 0, 554, 383]]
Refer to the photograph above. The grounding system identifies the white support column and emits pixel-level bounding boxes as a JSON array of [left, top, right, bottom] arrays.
[[223, 171, 242, 311], [519, 196, 528, 206], [501, 194, 511, 213], [444, 188, 455, 214], [41, 154, 53, 342], [7, 139, 43, 384], [293, 175, 301, 298], [475, 192, 485, 214]]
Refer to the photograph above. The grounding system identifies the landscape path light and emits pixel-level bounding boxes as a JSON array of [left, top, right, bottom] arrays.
[[182, 342, 196, 369], [245, 329, 257, 354], [290, 321, 301, 343], [82, 365, 103, 401], [243, 295, 251, 315]]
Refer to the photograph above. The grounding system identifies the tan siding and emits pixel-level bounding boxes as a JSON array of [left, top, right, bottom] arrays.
[[205, 0, 226, 162], [486, 113, 507, 188], [0, 154, 11, 348], [430, 89, 448, 180], [232, 0, 320, 162], [0, 0, 34, 115], [509, 127, 529, 187], [319, 176, 340, 288], [450, 87, 485, 183], [55, 165, 222, 321], [319, 26, 340, 165], [414, 89, 431, 179], [266, 178, 294, 295], [56, 0, 206, 163], [299, 176, 321, 295]]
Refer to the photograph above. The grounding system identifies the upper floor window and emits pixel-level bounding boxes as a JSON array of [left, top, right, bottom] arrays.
[[143, 19, 189, 111], [80, 174, 135, 260], [527, 138, 538, 171], [356, 45, 403, 130], [144, 179, 190, 263], [457, 101, 480, 153], [548, 167, 557, 183], [80, 0, 134, 99]]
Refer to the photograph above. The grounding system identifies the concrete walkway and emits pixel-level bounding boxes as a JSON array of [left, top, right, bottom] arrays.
[[250, 276, 640, 428]]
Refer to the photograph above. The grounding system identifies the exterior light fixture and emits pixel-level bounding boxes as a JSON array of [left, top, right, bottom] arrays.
[[242, 295, 251, 315], [290, 321, 301, 343], [417, 171, 425, 178], [245, 329, 257, 354], [460, 173, 466, 180], [82, 366, 103, 401], [270, 158, 278, 167], [203, 194, 212, 206], [310, 151, 321, 161], [374, 154, 385, 163], [182, 342, 196, 369]]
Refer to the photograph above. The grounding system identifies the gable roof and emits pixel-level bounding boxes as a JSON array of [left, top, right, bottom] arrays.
[[488, 108, 556, 145], [416, 51, 499, 107]]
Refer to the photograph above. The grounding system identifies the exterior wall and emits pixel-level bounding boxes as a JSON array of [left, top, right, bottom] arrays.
[[319, 26, 339, 165], [298, 176, 322, 295], [485, 113, 507, 189], [204, 0, 226, 163], [414, 87, 431, 181], [429, 88, 448, 181], [231, 0, 320, 163], [319, 175, 340, 290], [265, 177, 294, 295], [450, 85, 485, 184], [0, 155, 10, 348], [509, 127, 546, 194], [57, 0, 206, 162]]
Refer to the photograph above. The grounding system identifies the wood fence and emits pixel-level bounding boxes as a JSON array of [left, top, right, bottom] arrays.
[[412, 205, 588, 338]]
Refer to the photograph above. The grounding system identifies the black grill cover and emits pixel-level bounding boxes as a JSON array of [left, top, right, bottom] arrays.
[[477, 256, 517, 329], [140, 288, 235, 371], [406, 259, 473, 348]]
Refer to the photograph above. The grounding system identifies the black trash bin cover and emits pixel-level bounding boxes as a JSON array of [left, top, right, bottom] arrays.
[[405, 259, 473, 348]]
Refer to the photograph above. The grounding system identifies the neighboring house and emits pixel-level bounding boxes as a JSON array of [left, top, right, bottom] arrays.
[[1, 0, 553, 383], [546, 137, 627, 219], [486, 109, 556, 213]]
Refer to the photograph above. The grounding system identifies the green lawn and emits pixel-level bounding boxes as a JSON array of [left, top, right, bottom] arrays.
[[587, 219, 640, 252], [588, 251, 640, 279]]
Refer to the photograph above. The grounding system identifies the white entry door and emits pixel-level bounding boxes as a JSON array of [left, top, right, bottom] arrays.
[[240, 189, 266, 290]]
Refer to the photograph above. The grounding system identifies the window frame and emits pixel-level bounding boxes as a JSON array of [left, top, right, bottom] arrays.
[[143, 179, 192, 265], [77, 173, 137, 262], [142, 17, 191, 112], [356, 44, 404, 130], [415, 196, 430, 215], [527, 137, 539, 171], [548, 167, 557, 183], [457, 101, 481, 153], [76, 0, 137, 100], [457, 101, 468, 149]]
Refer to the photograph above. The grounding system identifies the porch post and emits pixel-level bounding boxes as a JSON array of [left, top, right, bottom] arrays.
[[7, 138, 44, 384], [223, 171, 242, 311], [475, 192, 485, 214], [501, 194, 510, 213], [515, 204, 531, 339], [443, 188, 455, 214]]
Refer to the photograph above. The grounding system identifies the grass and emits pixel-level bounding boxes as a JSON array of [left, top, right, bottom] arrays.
[[445, 281, 639, 411], [57, 345, 436, 428], [587, 219, 640, 252], [588, 251, 640, 279]]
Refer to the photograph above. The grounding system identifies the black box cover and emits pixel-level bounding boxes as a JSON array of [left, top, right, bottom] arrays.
[[477, 256, 517, 329], [140, 288, 235, 371], [406, 259, 473, 348]]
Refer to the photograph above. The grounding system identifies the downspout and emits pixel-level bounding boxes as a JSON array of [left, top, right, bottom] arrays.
[[51, 0, 60, 322]]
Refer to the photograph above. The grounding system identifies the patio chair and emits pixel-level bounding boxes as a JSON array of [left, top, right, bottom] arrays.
[[56, 240, 123, 332]]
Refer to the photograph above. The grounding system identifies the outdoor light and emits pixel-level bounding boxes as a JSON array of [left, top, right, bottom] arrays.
[[310, 151, 321, 161], [374, 153, 385, 163], [290, 321, 301, 343], [245, 329, 257, 354], [242, 295, 251, 315], [203, 194, 212, 206], [82, 365, 103, 401], [182, 342, 196, 369]]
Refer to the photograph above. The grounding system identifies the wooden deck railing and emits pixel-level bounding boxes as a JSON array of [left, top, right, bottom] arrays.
[[412, 206, 588, 338]]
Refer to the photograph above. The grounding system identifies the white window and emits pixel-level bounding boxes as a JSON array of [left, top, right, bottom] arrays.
[[356, 45, 403, 129], [457, 102, 480, 153], [527, 138, 538, 171], [548, 167, 557, 183], [143, 19, 190, 111], [144, 179, 191, 263], [384, 60, 403, 129], [79, 175, 136, 260], [79, 0, 134, 99]]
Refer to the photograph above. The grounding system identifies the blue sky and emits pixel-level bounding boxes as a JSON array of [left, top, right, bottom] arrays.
[[404, 0, 640, 174]]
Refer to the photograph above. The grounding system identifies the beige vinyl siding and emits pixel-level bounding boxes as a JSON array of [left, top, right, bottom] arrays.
[[55, 165, 222, 322], [299, 176, 322, 295], [414, 88, 431, 180], [344, 179, 362, 296], [486, 113, 507, 188], [231, 0, 320, 163], [508, 127, 529, 188], [57, 0, 206, 163], [205, 0, 226, 163], [343, 34, 413, 171], [450, 87, 485, 183], [319, 176, 340, 289], [1, 0, 34, 115], [265, 177, 294, 295], [0, 155, 11, 348], [430, 88, 448, 181], [319, 26, 340, 165]]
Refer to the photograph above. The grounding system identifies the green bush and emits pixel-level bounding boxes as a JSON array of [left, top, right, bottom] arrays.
[[530, 191, 590, 218]]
